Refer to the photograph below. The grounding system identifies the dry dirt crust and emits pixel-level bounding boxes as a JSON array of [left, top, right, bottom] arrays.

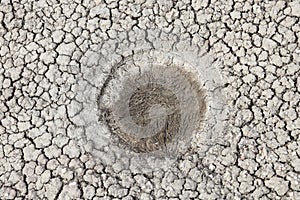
[[0, 0, 300, 199]]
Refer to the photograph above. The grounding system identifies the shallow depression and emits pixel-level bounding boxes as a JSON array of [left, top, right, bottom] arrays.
[[97, 51, 207, 156]]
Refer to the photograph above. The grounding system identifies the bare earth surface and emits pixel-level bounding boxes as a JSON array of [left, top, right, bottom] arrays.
[[0, 0, 300, 199]]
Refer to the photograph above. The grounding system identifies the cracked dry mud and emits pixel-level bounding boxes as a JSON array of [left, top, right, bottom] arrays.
[[0, 0, 299, 199]]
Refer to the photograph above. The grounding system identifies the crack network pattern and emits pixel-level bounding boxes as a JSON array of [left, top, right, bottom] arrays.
[[0, 0, 299, 199]]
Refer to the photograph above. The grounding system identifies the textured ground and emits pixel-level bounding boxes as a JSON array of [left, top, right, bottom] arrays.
[[0, 0, 300, 199]]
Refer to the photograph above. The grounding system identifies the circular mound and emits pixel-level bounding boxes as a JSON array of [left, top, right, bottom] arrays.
[[97, 50, 207, 157]]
